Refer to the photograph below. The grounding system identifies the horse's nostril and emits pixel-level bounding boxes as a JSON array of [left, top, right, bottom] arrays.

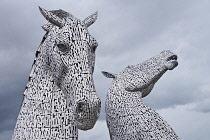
[[92, 66, 95, 73], [98, 100, 101, 106]]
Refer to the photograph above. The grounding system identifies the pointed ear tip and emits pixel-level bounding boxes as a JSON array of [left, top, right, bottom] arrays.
[[101, 71, 106, 74], [101, 71, 109, 78], [38, 6, 45, 13], [101, 71, 109, 77], [101, 71, 116, 79], [95, 11, 98, 16], [38, 6, 48, 12]]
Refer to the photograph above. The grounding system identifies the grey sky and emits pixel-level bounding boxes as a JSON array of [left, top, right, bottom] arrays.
[[0, 0, 210, 140]]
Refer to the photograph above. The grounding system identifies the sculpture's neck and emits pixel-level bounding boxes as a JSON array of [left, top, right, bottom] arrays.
[[24, 33, 54, 95], [107, 81, 143, 108], [23, 38, 78, 139]]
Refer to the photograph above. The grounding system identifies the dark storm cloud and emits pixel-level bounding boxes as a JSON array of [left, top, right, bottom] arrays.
[[0, 1, 44, 137], [97, 0, 210, 110], [194, 99, 210, 113]]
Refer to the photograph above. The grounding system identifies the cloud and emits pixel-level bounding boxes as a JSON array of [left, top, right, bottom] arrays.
[[0, 130, 13, 140], [157, 104, 210, 140], [1, 0, 210, 140], [79, 120, 110, 140], [193, 99, 210, 113]]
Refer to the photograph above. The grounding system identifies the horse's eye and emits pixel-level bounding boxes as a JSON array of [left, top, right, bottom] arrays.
[[57, 44, 68, 52], [76, 102, 84, 113]]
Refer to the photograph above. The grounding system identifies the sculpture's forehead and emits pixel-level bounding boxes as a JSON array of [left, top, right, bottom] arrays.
[[60, 22, 87, 35], [56, 24, 87, 41], [51, 9, 85, 31]]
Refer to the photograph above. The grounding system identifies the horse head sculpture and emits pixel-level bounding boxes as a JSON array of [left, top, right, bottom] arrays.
[[12, 7, 101, 140], [102, 50, 179, 140], [39, 7, 101, 130]]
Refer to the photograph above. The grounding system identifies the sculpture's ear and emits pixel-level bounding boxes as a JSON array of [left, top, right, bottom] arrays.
[[39, 6, 65, 28], [83, 11, 98, 28], [102, 71, 116, 79]]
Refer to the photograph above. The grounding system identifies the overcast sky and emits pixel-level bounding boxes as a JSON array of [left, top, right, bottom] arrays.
[[0, 0, 210, 140]]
